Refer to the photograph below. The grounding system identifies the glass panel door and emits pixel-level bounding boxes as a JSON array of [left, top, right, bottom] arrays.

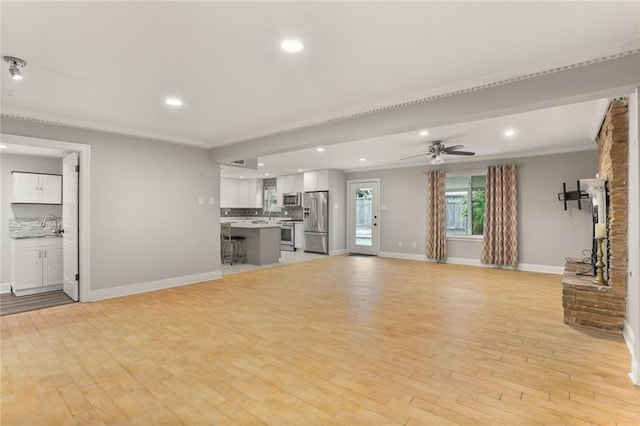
[[348, 181, 379, 255]]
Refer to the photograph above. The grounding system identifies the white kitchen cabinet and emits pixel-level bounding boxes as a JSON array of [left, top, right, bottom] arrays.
[[11, 237, 63, 296], [294, 222, 304, 250], [12, 172, 62, 204], [276, 174, 304, 206], [221, 178, 263, 208], [303, 170, 329, 192]]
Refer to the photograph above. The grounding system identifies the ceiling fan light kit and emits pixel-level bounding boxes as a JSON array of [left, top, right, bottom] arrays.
[[401, 140, 476, 164], [3, 56, 27, 80]]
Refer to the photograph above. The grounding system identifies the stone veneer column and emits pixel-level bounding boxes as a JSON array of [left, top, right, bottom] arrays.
[[598, 99, 629, 296], [562, 99, 628, 332]]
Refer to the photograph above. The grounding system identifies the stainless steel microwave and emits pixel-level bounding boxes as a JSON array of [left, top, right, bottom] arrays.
[[282, 192, 302, 207]]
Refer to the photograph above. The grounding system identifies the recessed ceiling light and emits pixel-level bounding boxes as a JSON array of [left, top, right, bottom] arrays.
[[258, 163, 264, 167], [265, 173, 270, 176], [165, 98, 183, 107], [316, 147, 324, 152], [504, 129, 516, 137], [239, 176, 244, 179], [0, 144, 7, 149], [419, 130, 429, 136], [359, 158, 366, 162], [297, 169, 304, 172], [281, 39, 304, 53]]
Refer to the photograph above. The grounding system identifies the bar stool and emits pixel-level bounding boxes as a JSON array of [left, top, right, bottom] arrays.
[[221, 223, 246, 265]]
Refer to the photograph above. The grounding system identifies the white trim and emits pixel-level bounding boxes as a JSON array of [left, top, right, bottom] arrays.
[[88, 271, 222, 302], [329, 249, 348, 256], [517, 263, 564, 275], [447, 257, 487, 268], [346, 179, 381, 256], [625, 319, 640, 386], [447, 235, 484, 242], [379, 251, 428, 261], [590, 98, 612, 141], [1, 135, 91, 303], [0, 283, 11, 294], [445, 169, 487, 177]]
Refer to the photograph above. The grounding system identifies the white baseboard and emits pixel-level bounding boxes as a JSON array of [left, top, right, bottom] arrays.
[[330, 249, 348, 256], [447, 257, 487, 267], [0, 283, 11, 294], [379, 251, 428, 261], [518, 263, 564, 275], [88, 270, 223, 302], [624, 319, 640, 386]]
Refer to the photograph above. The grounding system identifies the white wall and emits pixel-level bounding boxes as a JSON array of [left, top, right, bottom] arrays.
[[1, 117, 221, 300], [625, 88, 640, 385], [347, 150, 597, 270], [328, 169, 346, 253], [1, 154, 63, 287]]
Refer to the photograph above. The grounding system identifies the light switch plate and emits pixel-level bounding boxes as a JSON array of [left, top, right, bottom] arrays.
[[198, 197, 204, 205], [209, 196, 215, 205], [380, 204, 388, 210]]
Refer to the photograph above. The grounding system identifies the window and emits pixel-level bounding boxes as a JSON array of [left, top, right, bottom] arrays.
[[445, 174, 486, 236]]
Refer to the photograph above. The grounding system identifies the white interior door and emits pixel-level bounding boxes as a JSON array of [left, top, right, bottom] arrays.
[[62, 153, 79, 301], [348, 181, 379, 255]]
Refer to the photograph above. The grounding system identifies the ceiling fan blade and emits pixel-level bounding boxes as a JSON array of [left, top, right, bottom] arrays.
[[445, 151, 475, 156], [400, 152, 429, 160], [442, 145, 465, 152]]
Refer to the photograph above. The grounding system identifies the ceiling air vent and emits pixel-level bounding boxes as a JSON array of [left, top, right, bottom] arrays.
[[219, 158, 258, 169]]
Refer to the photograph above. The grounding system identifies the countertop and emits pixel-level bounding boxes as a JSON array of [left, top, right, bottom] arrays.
[[229, 223, 281, 229], [12, 235, 62, 240]]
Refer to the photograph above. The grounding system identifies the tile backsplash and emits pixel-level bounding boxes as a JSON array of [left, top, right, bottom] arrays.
[[220, 206, 303, 221], [9, 217, 60, 238]]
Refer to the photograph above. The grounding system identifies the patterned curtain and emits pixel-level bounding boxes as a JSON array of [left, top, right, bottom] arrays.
[[481, 164, 518, 266], [427, 170, 447, 261]]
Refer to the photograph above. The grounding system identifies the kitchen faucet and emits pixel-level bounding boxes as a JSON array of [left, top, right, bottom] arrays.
[[40, 214, 60, 233]]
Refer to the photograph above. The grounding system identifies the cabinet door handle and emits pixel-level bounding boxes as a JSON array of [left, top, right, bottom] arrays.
[[44, 250, 47, 258], [39, 251, 42, 258]]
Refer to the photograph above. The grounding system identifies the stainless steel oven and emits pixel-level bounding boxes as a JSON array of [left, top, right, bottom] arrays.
[[280, 221, 295, 251]]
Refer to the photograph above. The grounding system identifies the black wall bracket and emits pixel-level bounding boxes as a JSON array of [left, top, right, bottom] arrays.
[[557, 180, 589, 211]]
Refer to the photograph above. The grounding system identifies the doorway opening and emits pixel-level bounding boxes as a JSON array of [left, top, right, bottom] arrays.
[[1, 134, 90, 315]]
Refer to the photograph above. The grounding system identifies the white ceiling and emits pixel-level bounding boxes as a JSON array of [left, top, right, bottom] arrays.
[[2, 2, 638, 148]]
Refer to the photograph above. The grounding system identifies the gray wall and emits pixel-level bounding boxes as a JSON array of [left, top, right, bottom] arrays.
[[1, 154, 63, 284], [347, 150, 597, 268], [328, 169, 346, 252], [1, 117, 221, 293]]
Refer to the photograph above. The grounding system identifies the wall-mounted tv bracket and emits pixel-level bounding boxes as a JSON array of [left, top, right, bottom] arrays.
[[557, 180, 589, 210]]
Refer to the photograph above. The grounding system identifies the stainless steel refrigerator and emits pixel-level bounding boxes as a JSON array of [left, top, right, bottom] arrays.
[[303, 191, 329, 254]]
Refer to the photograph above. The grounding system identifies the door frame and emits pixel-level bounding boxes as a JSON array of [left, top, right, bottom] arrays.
[[346, 178, 381, 255], [2, 134, 91, 302]]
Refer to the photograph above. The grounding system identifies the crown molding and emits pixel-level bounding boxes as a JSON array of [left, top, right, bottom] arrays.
[[344, 144, 597, 174], [228, 48, 640, 146], [0, 111, 210, 149], [3, 49, 638, 151]]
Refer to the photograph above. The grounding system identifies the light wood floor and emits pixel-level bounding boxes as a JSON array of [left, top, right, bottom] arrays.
[[1, 256, 638, 424]]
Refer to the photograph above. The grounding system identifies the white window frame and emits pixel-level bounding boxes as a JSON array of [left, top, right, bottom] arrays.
[[445, 171, 486, 240]]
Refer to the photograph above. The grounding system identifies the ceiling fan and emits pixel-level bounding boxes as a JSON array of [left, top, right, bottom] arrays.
[[401, 140, 475, 165]]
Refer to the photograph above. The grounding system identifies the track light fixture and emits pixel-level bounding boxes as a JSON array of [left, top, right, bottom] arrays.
[[4, 56, 27, 80]]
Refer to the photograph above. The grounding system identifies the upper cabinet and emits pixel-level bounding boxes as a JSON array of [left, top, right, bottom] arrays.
[[220, 178, 263, 208], [304, 170, 329, 192], [276, 174, 304, 206], [12, 172, 62, 204]]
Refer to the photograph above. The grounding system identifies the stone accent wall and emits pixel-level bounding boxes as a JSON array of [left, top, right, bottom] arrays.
[[562, 259, 625, 332], [597, 99, 628, 295], [562, 99, 628, 332]]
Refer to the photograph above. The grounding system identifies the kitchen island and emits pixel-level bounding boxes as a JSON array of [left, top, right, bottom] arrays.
[[229, 223, 280, 265]]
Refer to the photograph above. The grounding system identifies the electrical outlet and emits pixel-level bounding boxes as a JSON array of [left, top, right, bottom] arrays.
[[412, 242, 417, 248], [398, 241, 402, 247], [209, 197, 215, 205]]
